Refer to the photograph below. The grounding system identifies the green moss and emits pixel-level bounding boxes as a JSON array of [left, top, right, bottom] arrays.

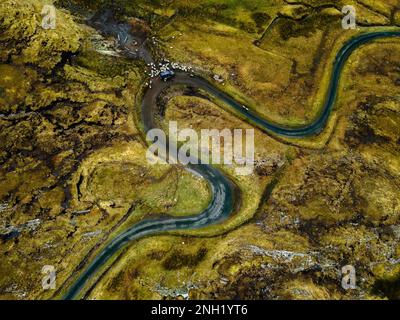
[[2, 0, 400, 301], [0, 64, 35, 112], [277, 13, 340, 40], [372, 273, 400, 300], [1, 0, 83, 70], [75, 49, 143, 78], [162, 248, 208, 270]]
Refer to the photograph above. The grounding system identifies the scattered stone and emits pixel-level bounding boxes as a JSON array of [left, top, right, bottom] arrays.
[[213, 74, 224, 83], [82, 230, 102, 239]]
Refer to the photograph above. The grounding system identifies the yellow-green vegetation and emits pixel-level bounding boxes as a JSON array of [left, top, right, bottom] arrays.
[[0, 0, 83, 70], [71, 141, 211, 218], [82, 2, 400, 300], [0, 0, 210, 300], [88, 225, 314, 299], [1, 0, 400, 301], [155, 0, 397, 128], [0, 65, 35, 111], [59, 0, 278, 33], [158, 95, 290, 236]]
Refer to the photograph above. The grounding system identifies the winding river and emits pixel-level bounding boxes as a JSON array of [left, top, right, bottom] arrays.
[[63, 21, 400, 299]]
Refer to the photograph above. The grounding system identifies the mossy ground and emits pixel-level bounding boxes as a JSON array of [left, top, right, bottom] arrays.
[[0, 0, 209, 299], [84, 1, 400, 300], [1, 0, 400, 300]]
